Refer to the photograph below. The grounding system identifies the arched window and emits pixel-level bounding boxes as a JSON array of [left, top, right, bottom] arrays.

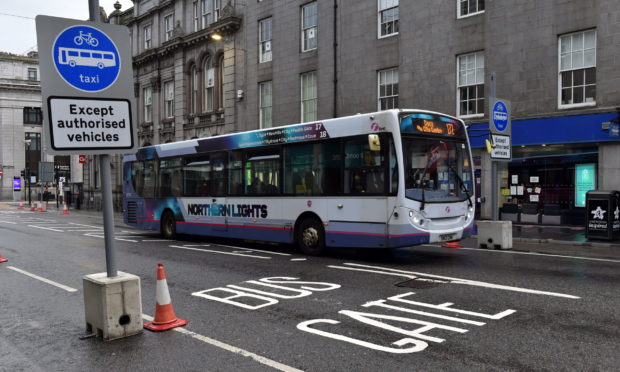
[[190, 65, 198, 113], [218, 54, 224, 109], [204, 57, 214, 112]]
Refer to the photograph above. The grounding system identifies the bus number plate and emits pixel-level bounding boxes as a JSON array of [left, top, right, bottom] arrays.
[[439, 233, 455, 241]]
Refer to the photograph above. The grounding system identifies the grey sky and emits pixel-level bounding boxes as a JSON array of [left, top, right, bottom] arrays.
[[0, 0, 134, 55]]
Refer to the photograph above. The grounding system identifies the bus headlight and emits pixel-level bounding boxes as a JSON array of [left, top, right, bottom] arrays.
[[410, 211, 424, 226], [467, 206, 473, 220]]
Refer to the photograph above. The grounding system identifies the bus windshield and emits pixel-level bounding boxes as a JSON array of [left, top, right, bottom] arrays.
[[403, 136, 473, 203]]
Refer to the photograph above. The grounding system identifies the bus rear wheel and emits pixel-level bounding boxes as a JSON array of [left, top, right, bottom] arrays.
[[296, 218, 325, 256], [161, 211, 176, 239]]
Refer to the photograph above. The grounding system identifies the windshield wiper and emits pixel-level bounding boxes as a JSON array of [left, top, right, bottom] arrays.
[[448, 165, 473, 208]]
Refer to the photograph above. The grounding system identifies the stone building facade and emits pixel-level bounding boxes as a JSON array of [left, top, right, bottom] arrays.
[[86, 0, 619, 223]]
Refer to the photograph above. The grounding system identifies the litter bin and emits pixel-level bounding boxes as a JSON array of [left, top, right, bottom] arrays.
[[585, 190, 620, 240]]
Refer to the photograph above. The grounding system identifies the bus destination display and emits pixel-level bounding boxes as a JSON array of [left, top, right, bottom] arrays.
[[400, 114, 464, 138]]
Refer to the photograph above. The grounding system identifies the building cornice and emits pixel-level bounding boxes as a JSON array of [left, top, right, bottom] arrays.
[[133, 15, 242, 67]]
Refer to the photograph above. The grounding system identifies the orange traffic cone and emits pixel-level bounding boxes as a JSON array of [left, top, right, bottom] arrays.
[[0, 253, 7, 263], [18, 200, 24, 210], [442, 241, 464, 248], [37, 201, 44, 213], [30, 202, 36, 211], [62, 202, 69, 215], [144, 263, 188, 332]]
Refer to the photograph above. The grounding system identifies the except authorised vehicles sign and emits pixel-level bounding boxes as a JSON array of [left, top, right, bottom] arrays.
[[36, 15, 136, 155]]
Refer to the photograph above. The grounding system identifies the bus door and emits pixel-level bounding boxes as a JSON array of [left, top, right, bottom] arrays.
[[211, 153, 228, 232]]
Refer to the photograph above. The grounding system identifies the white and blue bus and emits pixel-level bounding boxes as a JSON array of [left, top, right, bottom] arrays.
[[122, 109, 475, 254], [57, 47, 116, 69]]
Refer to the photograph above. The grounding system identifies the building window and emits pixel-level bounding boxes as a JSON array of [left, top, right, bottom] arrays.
[[144, 25, 152, 50], [23, 107, 42, 124], [164, 14, 174, 42], [259, 18, 272, 63], [259, 81, 272, 129], [200, 0, 220, 27], [378, 68, 398, 110], [218, 55, 224, 109], [164, 81, 174, 118], [27, 68, 37, 81], [204, 57, 215, 112], [190, 66, 198, 113], [144, 87, 153, 122], [301, 71, 317, 122], [378, 0, 399, 38], [458, 0, 485, 18], [457, 52, 484, 117], [25, 132, 41, 151], [559, 30, 596, 107], [193, 1, 200, 32], [302, 2, 317, 52]]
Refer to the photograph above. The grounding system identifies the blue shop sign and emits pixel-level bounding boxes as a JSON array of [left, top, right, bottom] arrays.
[[52, 25, 120, 92]]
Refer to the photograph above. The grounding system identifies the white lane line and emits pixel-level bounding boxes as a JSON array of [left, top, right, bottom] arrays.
[[68, 223, 103, 228], [441, 246, 620, 264], [142, 239, 171, 242], [7, 266, 78, 292], [84, 233, 139, 243], [142, 314, 303, 372], [328, 263, 580, 299], [290, 258, 307, 261], [28, 225, 64, 232], [169, 245, 271, 259], [217, 244, 291, 256], [0, 220, 17, 224]]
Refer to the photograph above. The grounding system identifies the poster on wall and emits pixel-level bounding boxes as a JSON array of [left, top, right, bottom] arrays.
[[575, 163, 596, 207]]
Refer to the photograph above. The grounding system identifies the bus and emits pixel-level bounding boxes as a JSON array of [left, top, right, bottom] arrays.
[[57, 47, 116, 69], [122, 109, 475, 255]]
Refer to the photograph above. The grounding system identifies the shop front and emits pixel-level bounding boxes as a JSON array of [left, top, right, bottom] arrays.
[[470, 111, 620, 225]]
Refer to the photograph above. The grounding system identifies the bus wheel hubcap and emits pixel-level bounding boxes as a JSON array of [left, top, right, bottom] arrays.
[[303, 228, 318, 247]]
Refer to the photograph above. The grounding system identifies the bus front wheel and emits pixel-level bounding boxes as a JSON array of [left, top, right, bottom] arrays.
[[296, 218, 325, 256], [161, 211, 177, 239]]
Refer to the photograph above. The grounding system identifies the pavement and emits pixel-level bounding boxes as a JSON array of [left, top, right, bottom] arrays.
[[2, 200, 619, 259]]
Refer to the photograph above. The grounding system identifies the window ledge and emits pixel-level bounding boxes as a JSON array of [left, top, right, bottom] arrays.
[[457, 11, 485, 20], [558, 102, 597, 110], [378, 32, 398, 40], [459, 114, 484, 120]]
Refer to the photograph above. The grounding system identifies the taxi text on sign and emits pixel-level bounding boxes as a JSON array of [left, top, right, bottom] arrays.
[[489, 97, 512, 161], [36, 15, 137, 155]]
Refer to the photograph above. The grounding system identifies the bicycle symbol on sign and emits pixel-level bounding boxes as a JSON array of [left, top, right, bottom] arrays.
[[74, 31, 99, 47]]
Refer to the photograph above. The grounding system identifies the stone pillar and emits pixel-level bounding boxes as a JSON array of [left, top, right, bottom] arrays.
[[599, 143, 620, 190]]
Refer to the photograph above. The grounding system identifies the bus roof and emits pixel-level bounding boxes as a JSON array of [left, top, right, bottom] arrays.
[[125, 109, 463, 162]]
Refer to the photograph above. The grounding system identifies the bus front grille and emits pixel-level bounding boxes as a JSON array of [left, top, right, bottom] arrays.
[[127, 201, 137, 223]]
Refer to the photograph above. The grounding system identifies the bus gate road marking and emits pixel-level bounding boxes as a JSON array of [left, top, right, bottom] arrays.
[[215, 244, 292, 256], [84, 232, 139, 243], [141, 314, 303, 372], [28, 225, 64, 232], [328, 263, 580, 299], [7, 266, 78, 292], [168, 245, 272, 259], [0, 220, 17, 224]]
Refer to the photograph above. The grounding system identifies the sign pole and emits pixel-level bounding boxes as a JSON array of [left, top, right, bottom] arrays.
[[490, 72, 498, 221], [88, 0, 117, 278]]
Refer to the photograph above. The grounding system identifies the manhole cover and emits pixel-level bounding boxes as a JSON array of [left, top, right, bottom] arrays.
[[396, 277, 450, 289]]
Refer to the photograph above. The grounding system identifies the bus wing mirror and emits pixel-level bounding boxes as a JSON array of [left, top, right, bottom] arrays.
[[368, 134, 381, 151]]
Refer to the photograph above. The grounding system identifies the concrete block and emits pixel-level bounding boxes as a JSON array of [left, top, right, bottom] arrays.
[[83, 272, 143, 341], [477, 220, 513, 250]]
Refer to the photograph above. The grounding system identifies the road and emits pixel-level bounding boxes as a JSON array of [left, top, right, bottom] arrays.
[[0, 208, 618, 371]]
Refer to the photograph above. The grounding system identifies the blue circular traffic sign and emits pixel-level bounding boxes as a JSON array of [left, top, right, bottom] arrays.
[[52, 25, 120, 92], [492, 101, 509, 132]]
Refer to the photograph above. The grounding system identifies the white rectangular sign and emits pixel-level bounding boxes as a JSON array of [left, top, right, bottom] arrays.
[[491, 134, 511, 160], [48, 97, 133, 151]]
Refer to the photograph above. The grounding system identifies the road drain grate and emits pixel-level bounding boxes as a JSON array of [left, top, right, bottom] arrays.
[[396, 277, 451, 289]]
